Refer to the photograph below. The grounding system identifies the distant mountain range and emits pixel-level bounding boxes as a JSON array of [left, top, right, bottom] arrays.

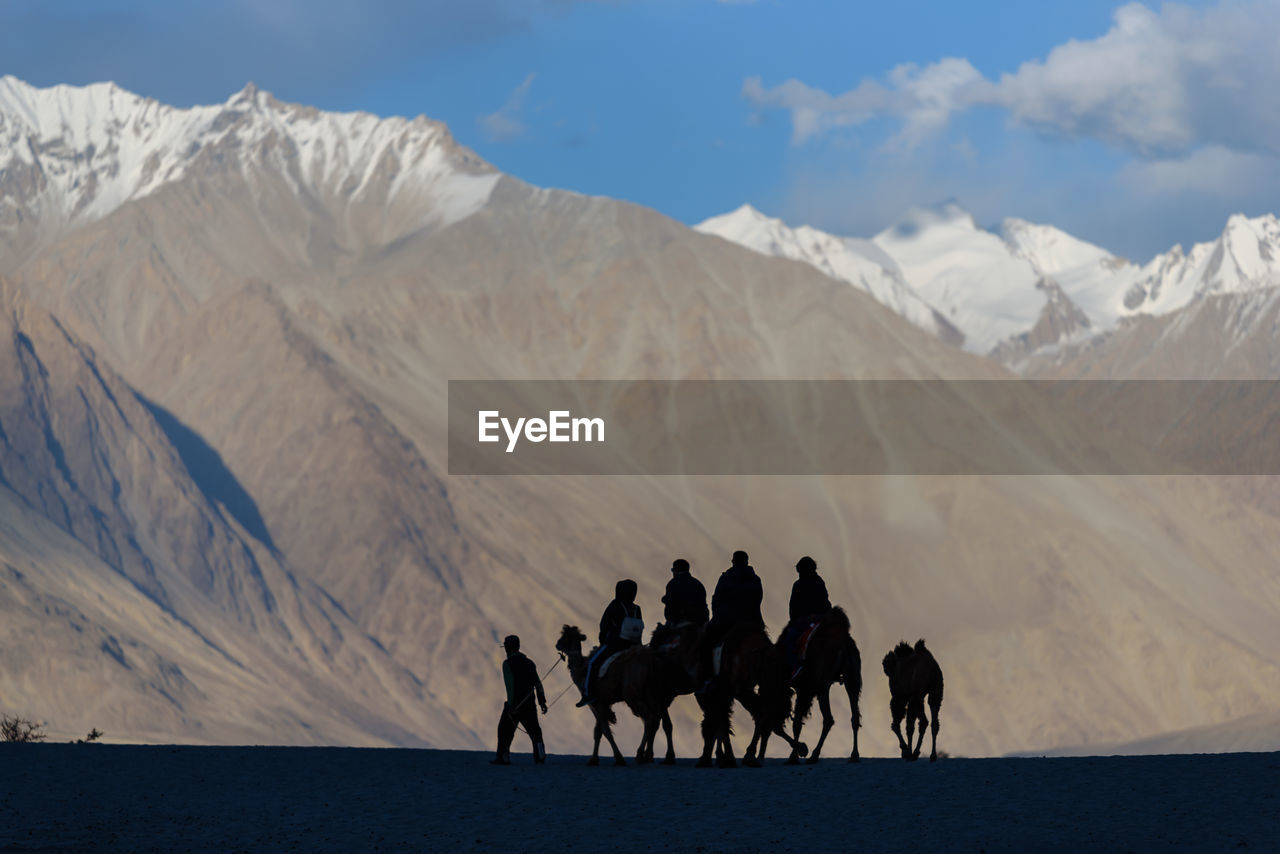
[[698, 202, 1280, 367], [4, 77, 1280, 758]]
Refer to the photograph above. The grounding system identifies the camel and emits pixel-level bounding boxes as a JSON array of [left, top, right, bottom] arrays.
[[634, 620, 703, 765], [555, 625, 662, 766], [698, 625, 808, 768], [882, 639, 944, 762], [778, 606, 862, 764]]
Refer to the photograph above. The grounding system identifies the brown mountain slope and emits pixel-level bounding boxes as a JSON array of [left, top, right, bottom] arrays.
[[0, 278, 480, 746]]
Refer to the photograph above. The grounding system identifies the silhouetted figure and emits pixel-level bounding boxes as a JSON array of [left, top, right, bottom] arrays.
[[698, 550, 764, 693], [577, 579, 643, 707], [776, 607, 862, 765], [780, 555, 833, 678], [788, 556, 831, 623], [662, 558, 709, 626], [492, 634, 547, 765], [882, 639, 945, 762]]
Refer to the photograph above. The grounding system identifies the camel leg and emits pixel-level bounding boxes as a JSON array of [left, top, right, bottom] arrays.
[[716, 699, 738, 768], [890, 698, 910, 759], [636, 715, 658, 764], [717, 729, 738, 768], [661, 710, 676, 765], [911, 699, 927, 760], [929, 692, 942, 762], [787, 690, 814, 765], [905, 702, 920, 761], [697, 700, 718, 768], [601, 721, 627, 766], [744, 728, 761, 767], [806, 686, 836, 764], [588, 720, 603, 766], [845, 674, 861, 763]]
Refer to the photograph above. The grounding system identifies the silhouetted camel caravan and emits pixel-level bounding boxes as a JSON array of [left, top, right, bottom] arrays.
[[507, 553, 946, 769], [883, 639, 945, 762]]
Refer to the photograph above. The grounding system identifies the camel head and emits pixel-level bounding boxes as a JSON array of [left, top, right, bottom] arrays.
[[556, 624, 587, 657]]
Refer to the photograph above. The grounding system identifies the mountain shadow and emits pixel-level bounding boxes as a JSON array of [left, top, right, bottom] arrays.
[[135, 392, 277, 552]]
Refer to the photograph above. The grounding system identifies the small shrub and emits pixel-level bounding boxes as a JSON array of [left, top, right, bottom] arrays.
[[74, 728, 104, 744], [1, 714, 47, 743]]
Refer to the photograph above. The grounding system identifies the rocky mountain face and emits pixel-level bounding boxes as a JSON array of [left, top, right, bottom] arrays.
[[3, 78, 1280, 757]]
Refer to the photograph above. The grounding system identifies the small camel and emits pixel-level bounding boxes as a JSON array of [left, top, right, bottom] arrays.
[[882, 639, 944, 762]]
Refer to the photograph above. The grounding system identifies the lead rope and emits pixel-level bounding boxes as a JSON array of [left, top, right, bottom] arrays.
[[508, 655, 571, 740]]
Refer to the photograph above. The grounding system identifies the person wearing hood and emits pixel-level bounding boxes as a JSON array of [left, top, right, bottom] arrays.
[[661, 558, 708, 626], [789, 555, 831, 624], [576, 578, 643, 707]]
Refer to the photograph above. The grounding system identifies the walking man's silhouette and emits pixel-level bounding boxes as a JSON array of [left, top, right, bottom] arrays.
[[492, 634, 547, 765]]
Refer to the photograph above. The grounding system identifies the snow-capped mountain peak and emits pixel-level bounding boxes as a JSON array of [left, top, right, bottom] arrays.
[[1124, 212, 1280, 317], [695, 204, 963, 346], [0, 76, 499, 237]]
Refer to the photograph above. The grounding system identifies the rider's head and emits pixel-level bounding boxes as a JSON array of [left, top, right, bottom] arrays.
[[796, 555, 817, 574], [616, 578, 638, 603], [731, 550, 749, 567], [502, 634, 520, 654], [671, 558, 690, 575]]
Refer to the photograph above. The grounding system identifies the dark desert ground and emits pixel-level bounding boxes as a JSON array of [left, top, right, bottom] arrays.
[[2, 744, 1277, 852]]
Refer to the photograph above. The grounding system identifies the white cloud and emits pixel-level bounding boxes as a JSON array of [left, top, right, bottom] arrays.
[[478, 72, 536, 142], [745, 0, 1280, 158], [1117, 146, 1280, 197]]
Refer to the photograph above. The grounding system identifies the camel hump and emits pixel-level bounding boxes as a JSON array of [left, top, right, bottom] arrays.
[[826, 605, 850, 634]]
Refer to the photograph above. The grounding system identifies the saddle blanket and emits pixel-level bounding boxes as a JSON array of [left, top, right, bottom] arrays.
[[597, 651, 624, 679]]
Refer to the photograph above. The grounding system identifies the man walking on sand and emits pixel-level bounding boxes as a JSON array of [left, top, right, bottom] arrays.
[[492, 634, 548, 765]]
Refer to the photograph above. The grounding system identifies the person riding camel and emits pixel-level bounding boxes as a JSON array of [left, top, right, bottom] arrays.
[[576, 579, 643, 707], [492, 634, 547, 765], [661, 558, 709, 627], [697, 550, 764, 693], [781, 555, 832, 680]]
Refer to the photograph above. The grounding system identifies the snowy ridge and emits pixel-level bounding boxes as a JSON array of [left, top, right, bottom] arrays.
[[701, 198, 1280, 362], [1124, 213, 1280, 317], [695, 205, 963, 345], [0, 76, 499, 232]]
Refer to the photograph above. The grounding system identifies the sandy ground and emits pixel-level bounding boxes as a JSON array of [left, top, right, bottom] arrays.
[[1, 744, 1277, 852]]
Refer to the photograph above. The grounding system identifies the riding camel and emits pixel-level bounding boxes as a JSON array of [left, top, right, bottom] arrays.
[[556, 624, 663, 766], [698, 625, 809, 768], [779, 606, 863, 764]]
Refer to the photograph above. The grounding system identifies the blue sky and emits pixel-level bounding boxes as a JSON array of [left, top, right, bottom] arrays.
[[4, 0, 1278, 260]]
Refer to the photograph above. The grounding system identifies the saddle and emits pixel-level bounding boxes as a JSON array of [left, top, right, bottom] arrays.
[[786, 618, 822, 680]]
